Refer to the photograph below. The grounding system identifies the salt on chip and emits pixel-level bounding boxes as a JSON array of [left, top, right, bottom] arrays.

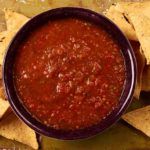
[[104, 5, 137, 41], [0, 113, 39, 149], [0, 98, 9, 119], [122, 105, 150, 137], [128, 13, 150, 65]]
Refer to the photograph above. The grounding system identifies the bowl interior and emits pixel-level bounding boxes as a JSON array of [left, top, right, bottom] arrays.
[[3, 7, 137, 140]]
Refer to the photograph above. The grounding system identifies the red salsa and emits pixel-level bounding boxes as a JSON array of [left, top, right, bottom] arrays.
[[14, 18, 126, 130]]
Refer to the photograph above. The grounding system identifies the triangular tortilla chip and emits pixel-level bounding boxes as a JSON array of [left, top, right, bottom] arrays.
[[4, 9, 29, 31], [0, 10, 29, 65], [122, 105, 150, 137], [115, 2, 150, 19], [0, 30, 16, 65], [0, 98, 9, 119], [128, 13, 150, 64], [104, 5, 137, 41], [0, 113, 39, 149]]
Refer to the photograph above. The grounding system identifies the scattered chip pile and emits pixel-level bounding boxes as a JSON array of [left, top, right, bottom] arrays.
[[0, 1, 150, 149], [0, 9, 38, 149], [105, 2, 150, 138]]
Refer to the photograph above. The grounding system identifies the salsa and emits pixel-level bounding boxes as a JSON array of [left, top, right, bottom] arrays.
[[13, 18, 126, 130]]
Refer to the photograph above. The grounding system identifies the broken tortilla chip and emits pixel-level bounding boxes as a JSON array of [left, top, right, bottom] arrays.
[[122, 105, 150, 137], [0, 113, 39, 149], [104, 5, 137, 41], [0, 98, 9, 119], [127, 13, 150, 65]]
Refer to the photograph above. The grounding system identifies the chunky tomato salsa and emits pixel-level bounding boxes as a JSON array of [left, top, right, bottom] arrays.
[[13, 18, 126, 130]]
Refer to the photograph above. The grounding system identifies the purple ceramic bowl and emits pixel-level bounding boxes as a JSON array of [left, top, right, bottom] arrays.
[[3, 7, 137, 140]]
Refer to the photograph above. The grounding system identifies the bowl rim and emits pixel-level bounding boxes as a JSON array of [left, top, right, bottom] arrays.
[[3, 7, 137, 140]]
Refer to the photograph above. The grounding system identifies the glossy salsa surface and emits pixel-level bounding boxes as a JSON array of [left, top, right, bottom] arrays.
[[13, 18, 126, 130]]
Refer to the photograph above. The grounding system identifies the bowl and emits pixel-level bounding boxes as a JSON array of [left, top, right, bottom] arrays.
[[3, 7, 137, 140]]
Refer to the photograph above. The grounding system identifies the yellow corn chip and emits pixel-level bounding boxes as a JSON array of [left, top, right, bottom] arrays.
[[0, 113, 39, 149], [4, 9, 29, 31], [0, 10, 6, 32], [115, 2, 150, 19], [0, 98, 9, 119], [0, 30, 16, 65], [128, 13, 150, 65], [122, 105, 150, 137], [104, 5, 137, 41], [49, 0, 80, 8], [81, 0, 101, 13], [133, 46, 145, 99], [0, 10, 29, 65], [0, 79, 6, 100]]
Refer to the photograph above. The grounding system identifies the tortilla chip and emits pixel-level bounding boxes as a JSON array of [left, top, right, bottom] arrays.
[[0, 31, 7, 41], [0, 10, 29, 66], [0, 113, 39, 149], [104, 5, 137, 41], [0, 98, 9, 119], [127, 13, 150, 64], [131, 43, 145, 99], [0, 87, 6, 100], [0, 31, 9, 65], [49, 0, 80, 7], [0, 80, 6, 100], [0, 10, 6, 32], [4, 9, 29, 31], [122, 105, 150, 137], [0, 16, 38, 147], [115, 2, 150, 19], [81, 0, 101, 13], [142, 65, 150, 91], [0, 30, 16, 65]]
